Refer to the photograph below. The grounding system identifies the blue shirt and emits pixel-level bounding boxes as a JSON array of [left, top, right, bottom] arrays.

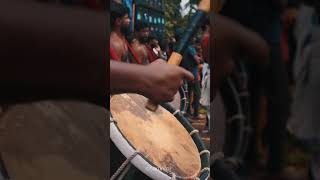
[[181, 45, 199, 77]]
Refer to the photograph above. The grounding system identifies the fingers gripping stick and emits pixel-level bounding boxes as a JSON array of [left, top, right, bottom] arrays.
[[145, 53, 183, 111]]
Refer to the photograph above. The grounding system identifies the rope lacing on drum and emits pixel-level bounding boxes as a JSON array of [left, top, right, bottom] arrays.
[[189, 129, 199, 136], [199, 150, 210, 156], [173, 110, 180, 116], [170, 172, 176, 180], [110, 117, 117, 124], [110, 151, 139, 180], [200, 167, 210, 174]]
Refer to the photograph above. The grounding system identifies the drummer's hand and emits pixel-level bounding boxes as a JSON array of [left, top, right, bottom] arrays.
[[141, 59, 194, 103]]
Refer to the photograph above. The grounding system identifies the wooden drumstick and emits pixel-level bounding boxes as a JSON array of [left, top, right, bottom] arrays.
[[145, 0, 210, 111]]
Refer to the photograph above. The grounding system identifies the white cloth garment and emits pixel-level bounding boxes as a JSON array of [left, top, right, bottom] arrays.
[[287, 5, 320, 148]]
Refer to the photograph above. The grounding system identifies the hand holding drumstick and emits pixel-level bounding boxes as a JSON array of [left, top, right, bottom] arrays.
[[110, 60, 194, 104], [145, 0, 211, 111]]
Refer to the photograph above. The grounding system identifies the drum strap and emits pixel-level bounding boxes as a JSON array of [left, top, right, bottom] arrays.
[[110, 47, 120, 61], [110, 151, 139, 180], [125, 40, 142, 65]]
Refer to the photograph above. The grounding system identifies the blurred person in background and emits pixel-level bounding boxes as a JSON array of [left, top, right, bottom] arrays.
[[177, 32, 202, 119], [211, 9, 269, 180], [110, 1, 131, 63], [221, 1, 298, 179], [287, 0, 320, 179], [134, 21, 158, 63], [148, 35, 166, 60]]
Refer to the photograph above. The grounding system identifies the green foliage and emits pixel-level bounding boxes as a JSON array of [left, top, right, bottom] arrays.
[[164, 0, 200, 38]]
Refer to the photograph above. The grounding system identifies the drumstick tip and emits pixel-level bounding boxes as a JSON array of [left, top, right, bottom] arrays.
[[145, 100, 158, 112]]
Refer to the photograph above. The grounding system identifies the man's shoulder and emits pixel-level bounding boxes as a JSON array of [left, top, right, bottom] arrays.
[[111, 33, 127, 46], [131, 42, 147, 57]]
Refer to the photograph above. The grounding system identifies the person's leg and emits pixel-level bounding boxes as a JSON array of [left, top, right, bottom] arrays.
[[187, 81, 193, 115], [186, 81, 192, 115], [202, 106, 210, 133], [212, 159, 240, 180], [265, 44, 290, 173], [193, 80, 201, 118]]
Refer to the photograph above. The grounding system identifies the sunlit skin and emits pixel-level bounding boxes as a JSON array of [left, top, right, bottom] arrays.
[[110, 14, 131, 60]]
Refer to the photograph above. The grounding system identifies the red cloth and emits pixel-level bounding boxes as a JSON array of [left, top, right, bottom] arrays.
[[146, 46, 158, 63], [280, 30, 289, 63], [202, 33, 209, 50], [109, 42, 142, 64], [110, 47, 120, 61], [125, 40, 142, 64]]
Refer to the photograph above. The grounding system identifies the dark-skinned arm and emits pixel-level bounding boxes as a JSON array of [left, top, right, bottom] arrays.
[[211, 14, 269, 98], [110, 60, 194, 104]]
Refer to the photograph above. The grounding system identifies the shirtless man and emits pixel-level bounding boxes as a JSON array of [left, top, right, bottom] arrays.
[[110, 1, 131, 63], [134, 21, 159, 63], [129, 34, 149, 64]]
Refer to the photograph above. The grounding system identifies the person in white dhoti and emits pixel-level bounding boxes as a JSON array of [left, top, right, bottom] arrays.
[[287, 2, 320, 179]]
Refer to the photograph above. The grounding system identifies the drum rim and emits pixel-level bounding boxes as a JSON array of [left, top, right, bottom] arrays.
[[110, 121, 172, 179], [169, 85, 188, 113], [110, 100, 210, 180], [179, 85, 188, 114]]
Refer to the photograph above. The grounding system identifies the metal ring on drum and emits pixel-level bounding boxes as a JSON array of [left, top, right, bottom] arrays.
[[110, 94, 210, 180]]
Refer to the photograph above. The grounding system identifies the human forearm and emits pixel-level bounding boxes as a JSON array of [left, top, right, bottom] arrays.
[[110, 61, 147, 95], [0, 1, 107, 105], [213, 14, 269, 64], [212, 14, 269, 99], [110, 60, 194, 103], [235, 21, 269, 64]]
